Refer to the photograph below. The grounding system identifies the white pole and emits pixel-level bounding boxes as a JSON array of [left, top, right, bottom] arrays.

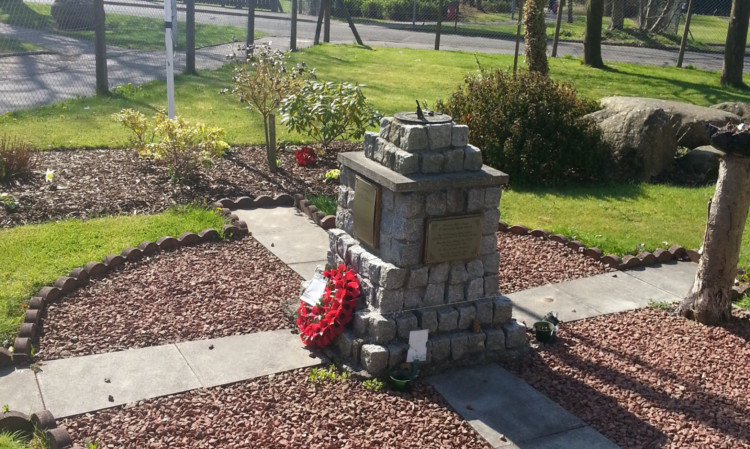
[[164, 0, 176, 118]]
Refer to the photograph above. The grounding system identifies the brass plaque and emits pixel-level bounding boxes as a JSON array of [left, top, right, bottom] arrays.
[[424, 215, 481, 264], [352, 176, 380, 248]]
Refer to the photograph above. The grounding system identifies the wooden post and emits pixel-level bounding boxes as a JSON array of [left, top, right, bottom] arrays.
[[552, 0, 564, 57], [291, 0, 298, 50], [435, 0, 444, 50], [336, 0, 363, 45], [324, 0, 331, 43], [513, 0, 523, 73], [94, 0, 108, 95], [246, 0, 256, 54], [186, 0, 196, 75], [267, 113, 277, 172], [676, 0, 693, 68], [314, 0, 324, 44]]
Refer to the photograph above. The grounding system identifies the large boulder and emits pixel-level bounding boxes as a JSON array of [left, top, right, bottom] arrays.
[[675, 145, 723, 184], [586, 106, 677, 181], [712, 101, 750, 119], [598, 96, 740, 149]]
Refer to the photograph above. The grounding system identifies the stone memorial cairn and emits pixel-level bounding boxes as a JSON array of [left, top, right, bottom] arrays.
[[327, 113, 527, 376]]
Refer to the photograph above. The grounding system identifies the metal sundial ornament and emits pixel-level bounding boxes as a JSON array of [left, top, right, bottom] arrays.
[[394, 100, 452, 125]]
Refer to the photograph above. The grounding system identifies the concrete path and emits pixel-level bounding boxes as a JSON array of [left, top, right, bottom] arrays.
[[233, 207, 329, 280], [430, 364, 619, 449], [1, 329, 323, 418], [509, 261, 697, 326]]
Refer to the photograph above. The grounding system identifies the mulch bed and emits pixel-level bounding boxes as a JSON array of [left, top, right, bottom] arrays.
[[505, 307, 750, 449], [63, 369, 492, 449], [39, 236, 302, 361], [0, 143, 348, 228], [39, 230, 610, 361]]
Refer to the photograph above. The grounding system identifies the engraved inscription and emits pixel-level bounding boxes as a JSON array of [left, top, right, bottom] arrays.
[[424, 215, 481, 264], [352, 176, 380, 248]]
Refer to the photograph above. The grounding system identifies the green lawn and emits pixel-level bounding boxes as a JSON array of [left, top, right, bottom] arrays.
[[1, 44, 748, 150], [500, 183, 734, 261], [416, 13, 723, 51], [0, 2, 258, 51], [0, 205, 227, 343], [0, 36, 45, 54]]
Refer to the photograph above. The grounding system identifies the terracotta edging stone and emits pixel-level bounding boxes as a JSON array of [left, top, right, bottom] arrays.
[[495, 222, 699, 272], [7, 206, 250, 367], [0, 409, 74, 449]]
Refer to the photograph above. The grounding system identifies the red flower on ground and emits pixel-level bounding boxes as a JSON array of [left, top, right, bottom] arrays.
[[294, 146, 316, 167], [297, 265, 361, 348]]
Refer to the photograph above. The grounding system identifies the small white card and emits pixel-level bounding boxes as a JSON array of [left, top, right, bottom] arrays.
[[406, 329, 429, 362], [300, 272, 327, 306]]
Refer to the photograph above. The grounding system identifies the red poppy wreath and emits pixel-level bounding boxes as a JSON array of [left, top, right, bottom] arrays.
[[297, 265, 361, 348]]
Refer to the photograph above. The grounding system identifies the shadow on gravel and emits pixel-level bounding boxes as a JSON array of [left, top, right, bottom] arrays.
[[504, 348, 668, 449]]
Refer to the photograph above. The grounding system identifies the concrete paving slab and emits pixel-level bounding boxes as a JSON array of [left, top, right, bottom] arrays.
[[0, 367, 44, 414], [288, 261, 327, 281], [176, 329, 324, 388], [233, 208, 329, 266], [522, 425, 620, 449], [36, 345, 201, 418], [553, 271, 680, 316], [428, 364, 618, 448], [623, 261, 696, 299], [508, 284, 604, 325]]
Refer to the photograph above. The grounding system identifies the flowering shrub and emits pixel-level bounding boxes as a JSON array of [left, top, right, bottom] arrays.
[[294, 146, 316, 167], [297, 265, 361, 348], [112, 109, 229, 182], [324, 169, 340, 182]]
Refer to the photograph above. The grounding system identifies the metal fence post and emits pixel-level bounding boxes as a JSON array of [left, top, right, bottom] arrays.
[[94, 0, 108, 95], [186, 0, 196, 75]]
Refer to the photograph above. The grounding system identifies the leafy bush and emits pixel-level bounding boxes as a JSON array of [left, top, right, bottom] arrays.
[[436, 70, 609, 186], [0, 136, 36, 182], [112, 109, 229, 182], [280, 81, 381, 151], [359, 0, 384, 18]]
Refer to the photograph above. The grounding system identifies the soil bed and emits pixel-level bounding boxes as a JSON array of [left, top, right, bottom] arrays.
[[0, 143, 345, 228]]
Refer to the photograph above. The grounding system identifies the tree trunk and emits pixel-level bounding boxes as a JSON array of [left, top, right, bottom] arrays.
[[679, 155, 750, 325], [524, 0, 548, 75], [721, 0, 750, 87], [644, 0, 657, 29], [567, 0, 573, 23], [609, 0, 623, 30], [648, 0, 677, 33], [583, 0, 605, 68]]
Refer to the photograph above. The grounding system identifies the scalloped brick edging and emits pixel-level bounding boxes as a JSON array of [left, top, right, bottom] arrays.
[[496, 220, 703, 274], [0, 409, 76, 449], [4, 214, 250, 368], [213, 193, 337, 230]]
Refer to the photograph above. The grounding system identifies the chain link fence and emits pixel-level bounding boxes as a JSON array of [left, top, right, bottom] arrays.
[[0, 0, 743, 112]]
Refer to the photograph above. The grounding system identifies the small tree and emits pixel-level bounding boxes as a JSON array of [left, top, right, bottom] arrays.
[[279, 81, 381, 151], [523, 0, 548, 75], [231, 44, 308, 172]]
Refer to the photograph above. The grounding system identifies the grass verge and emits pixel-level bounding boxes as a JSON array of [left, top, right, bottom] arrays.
[[2, 44, 748, 149], [0, 2, 257, 51], [0, 36, 45, 54], [0, 204, 227, 343], [500, 183, 750, 269]]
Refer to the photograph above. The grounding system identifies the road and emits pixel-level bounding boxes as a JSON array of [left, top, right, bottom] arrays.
[[0, 0, 746, 112]]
